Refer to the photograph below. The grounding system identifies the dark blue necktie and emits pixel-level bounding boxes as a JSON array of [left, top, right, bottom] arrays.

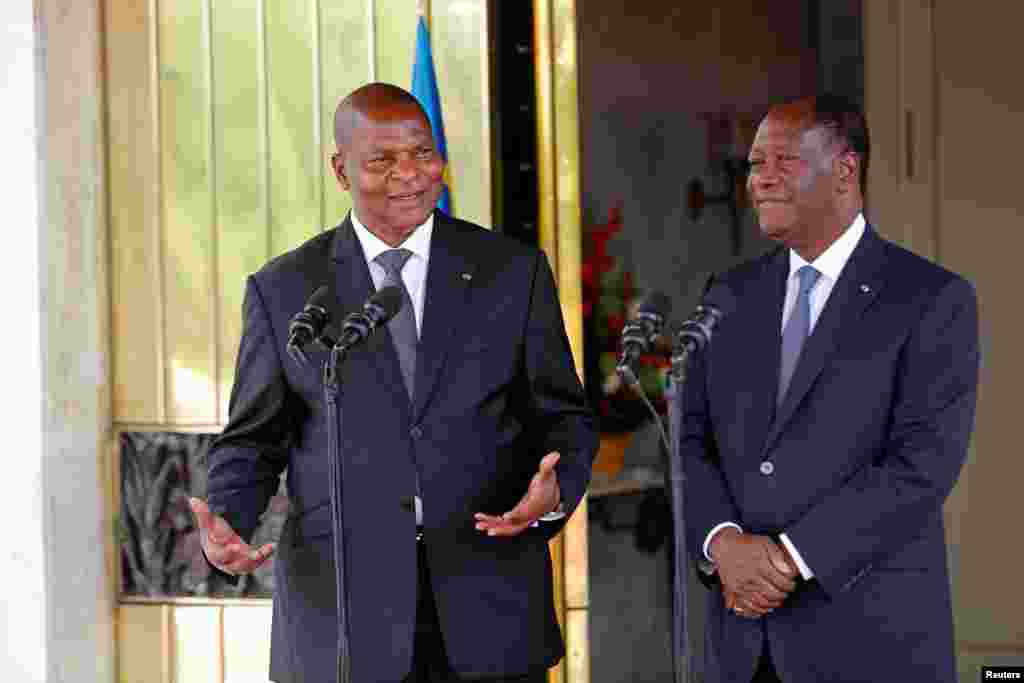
[[778, 265, 821, 405]]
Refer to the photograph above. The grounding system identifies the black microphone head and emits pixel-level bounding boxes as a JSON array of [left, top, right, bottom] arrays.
[[701, 281, 736, 318], [365, 285, 404, 325], [636, 291, 672, 320], [307, 285, 332, 311]]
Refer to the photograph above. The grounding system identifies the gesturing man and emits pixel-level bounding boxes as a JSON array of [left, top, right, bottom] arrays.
[[190, 83, 597, 683]]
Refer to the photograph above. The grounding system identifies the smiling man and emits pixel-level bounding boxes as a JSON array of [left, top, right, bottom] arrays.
[[190, 83, 597, 683], [682, 94, 979, 682]]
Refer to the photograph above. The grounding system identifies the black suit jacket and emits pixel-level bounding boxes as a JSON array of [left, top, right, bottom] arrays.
[[207, 212, 597, 682], [682, 225, 979, 683]]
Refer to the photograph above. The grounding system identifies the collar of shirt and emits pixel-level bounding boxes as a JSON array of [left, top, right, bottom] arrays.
[[349, 210, 434, 268], [349, 211, 433, 335], [787, 212, 866, 284], [782, 213, 866, 331]]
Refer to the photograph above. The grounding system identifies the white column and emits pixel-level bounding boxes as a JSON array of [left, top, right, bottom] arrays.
[[0, 3, 48, 678], [0, 1, 115, 681]]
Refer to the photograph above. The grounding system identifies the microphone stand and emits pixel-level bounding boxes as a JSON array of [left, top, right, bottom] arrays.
[[323, 339, 352, 683], [667, 337, 698, 683]]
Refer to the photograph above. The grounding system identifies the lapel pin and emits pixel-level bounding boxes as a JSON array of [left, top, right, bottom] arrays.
[[860, 284, 871, 293], [461, 273, 472, 281]]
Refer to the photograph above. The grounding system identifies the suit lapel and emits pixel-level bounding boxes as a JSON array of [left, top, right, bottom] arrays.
[[330, 216, 411, 408], [742, 248, 789, 456], [412, 213, 475, 422], [761, 225, 887, 456]]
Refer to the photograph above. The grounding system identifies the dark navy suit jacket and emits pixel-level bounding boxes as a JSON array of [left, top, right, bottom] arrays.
[[682, 225, 979, 683], [207, 212, 597, 682]]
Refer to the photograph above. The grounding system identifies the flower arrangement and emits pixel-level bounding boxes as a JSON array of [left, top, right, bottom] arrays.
[[582, 206, 670, 433]]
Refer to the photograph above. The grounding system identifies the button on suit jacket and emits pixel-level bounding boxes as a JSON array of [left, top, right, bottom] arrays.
[[207, 212, 598, 682]]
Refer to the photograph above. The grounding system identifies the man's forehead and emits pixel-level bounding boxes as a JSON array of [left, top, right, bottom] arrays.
[[348, 111, 431, 145], [750, 117, 807, 149]]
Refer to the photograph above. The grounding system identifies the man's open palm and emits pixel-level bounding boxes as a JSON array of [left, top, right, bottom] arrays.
[[189, 498, 275, 576], [473, 452, 562, 537]]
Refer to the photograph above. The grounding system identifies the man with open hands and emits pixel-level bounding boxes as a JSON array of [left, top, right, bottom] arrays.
[[190, 83, 596, 683]]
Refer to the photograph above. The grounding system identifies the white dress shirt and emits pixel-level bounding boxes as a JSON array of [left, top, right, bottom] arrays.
[[703, 213, 867, 579], [350, 211, 433, 336]]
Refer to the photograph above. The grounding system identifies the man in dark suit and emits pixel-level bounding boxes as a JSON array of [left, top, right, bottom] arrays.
[[188, 83, 597, 683], [682, 94, 979, 682]]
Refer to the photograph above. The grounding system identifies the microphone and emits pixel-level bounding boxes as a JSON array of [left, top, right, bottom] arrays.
[[616, 291, 672, 386], [670, 281, 735, 380], [333, 285, 404, 352], [287, 286, 333, 365]]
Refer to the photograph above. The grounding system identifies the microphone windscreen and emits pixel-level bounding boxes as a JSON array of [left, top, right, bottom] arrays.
[[368, 285, 404, 322], [703, 281, 736, 316], [636, 291, 672, 319], [307, 285, 332, 310]]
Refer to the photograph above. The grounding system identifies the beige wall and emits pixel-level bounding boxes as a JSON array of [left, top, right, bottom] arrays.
[[865, 0, 1024, 676], [1, 0, 117, 681]]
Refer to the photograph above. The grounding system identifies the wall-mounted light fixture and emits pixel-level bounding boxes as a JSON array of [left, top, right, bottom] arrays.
[[686, 112, 756, 256]]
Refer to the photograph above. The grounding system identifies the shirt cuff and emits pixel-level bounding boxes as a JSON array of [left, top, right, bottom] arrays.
[[538, 502, 567, 523], [778, 532, 815, 580], [703, 522, 743, 562]]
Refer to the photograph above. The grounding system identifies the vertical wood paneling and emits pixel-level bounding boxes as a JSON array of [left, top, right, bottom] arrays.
[[552, 0, 583, 376], [534, 2, 561, 680], [266, 0, 323, 254], [212, 0, 270, 423], [111, 0, 496, 428], [535, 2, 587, 681], [432, 0, 492, 227], [222, 606, 273, 683], [171, 606, 223, 683], [319, 1, 373, 226], [108, 0, 165, 423], [118, 604, 172, 683], [158, 0, 218, 424], [375, 0, 417, 87]]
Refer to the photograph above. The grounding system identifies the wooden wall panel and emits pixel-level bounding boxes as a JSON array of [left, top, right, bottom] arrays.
[[110, 0, 495, 428], [158, 0, 218, 424], [534, 2, 587, 681], [432, 0, 493, 228], [318, 2, 371, 228], [375, 0, 418, 87], [108, 0, 164, 424], [170, 606, 222, 683], [222, 606, 273, 683], [266, 0, 323, 254], [118, 604, 172, 683], [212, 0, 271, 423]]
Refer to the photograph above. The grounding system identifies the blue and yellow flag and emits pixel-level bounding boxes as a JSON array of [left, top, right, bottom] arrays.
[[411, 15, 451, 215]]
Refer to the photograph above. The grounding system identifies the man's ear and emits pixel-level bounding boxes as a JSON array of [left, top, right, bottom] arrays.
[[835, 149, 859, 191], [331, 152, 351, 191]]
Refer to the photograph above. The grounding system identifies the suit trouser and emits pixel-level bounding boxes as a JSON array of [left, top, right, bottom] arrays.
[[402, 539, 547, 683]]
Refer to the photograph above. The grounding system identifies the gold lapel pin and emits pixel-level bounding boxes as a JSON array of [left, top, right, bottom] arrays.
[[860, 284, 871, 293], [461, 273, 472, 281]]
